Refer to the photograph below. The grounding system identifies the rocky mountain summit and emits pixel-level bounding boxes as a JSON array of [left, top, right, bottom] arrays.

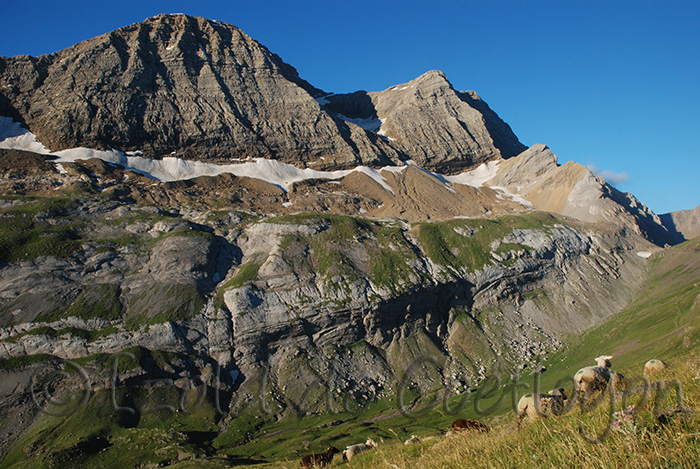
[[323, 70, 526, 174], [0, 14, 521, 174]]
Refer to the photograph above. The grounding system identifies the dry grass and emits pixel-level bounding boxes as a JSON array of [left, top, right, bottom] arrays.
[[308, 353, 700, 469]]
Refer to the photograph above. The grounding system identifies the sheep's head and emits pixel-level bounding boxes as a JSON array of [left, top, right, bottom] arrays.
[[366, 439, 377, 447], [595, 355, 613, 367]]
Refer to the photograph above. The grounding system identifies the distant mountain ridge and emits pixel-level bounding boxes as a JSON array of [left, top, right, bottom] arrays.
[[661, 205, 700, 242]]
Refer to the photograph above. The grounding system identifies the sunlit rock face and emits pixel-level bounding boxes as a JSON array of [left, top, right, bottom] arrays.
[[0, 14, 400, 169], [0, 15, 528, 175]]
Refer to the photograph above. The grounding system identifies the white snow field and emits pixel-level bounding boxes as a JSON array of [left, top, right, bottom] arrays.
[[0, 116, 514, 200]]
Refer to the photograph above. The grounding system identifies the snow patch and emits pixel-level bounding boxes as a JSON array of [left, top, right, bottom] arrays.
[[0, 117, 527, 207], [377, 118, 395, 141], [0, 117, 51, 154], [636, 251, 653, 259], [444, 161, 500, 187], [315, 95, 332, 105], [49, 146, 400, 193], [337, 114, 382, 132], [491, 186, 533, 207]]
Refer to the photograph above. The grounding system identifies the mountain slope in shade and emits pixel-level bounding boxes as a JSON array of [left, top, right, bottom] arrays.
[[660, 204, 700, 241]]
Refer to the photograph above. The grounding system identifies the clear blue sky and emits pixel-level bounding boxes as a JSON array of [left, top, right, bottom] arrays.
[[1, 0, 698, 214]]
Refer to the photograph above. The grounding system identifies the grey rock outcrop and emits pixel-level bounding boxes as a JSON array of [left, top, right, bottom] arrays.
[[216, 214, 651, 412], [1, 15, 525, 175], [0, 14, 401, 170], [324, 70, 527, 173]]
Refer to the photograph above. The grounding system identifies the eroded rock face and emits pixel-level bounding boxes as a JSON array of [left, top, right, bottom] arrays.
[[0, 14, 401, 170], [216, 214, 651, 411], [0, 199, 651, 406], [486, 144, 676, 246], [325, 70, 527, 174], [0, 15, 528, 176]]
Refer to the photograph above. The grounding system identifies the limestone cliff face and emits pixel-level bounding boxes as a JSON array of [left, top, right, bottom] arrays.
[[0, 14, 401, 170], [219, 213, 649, 409], [324, 70, 527, 173], [485, 144, 677, 247], [0, 15, 525, 174]]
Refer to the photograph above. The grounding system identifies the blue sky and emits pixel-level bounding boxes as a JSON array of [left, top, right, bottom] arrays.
[[1, 0, 698, 214]]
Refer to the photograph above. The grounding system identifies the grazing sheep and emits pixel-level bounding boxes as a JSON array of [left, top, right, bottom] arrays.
[[516, 388, 568, 427], [300, 446, 339, 468], [644, 359, 670, 377], [574, 355, 613, 399], [657, 405, 693, 425], [609, 370, 628, 392], [404, 435, 421, 445], [451, 418, 489, 433], [342, 439, 377, 461]]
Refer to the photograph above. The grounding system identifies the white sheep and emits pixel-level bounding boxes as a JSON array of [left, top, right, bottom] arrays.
[[609, 369, 628, 392], [644, 359, 670, 377], [516, 388, 567, 427], [574, 355, 613, 399], [342, 439, 377, 461], [404, 435, 421, 445]]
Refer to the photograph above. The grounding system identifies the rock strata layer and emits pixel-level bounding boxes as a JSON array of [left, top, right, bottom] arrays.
[[0, 14, 523, 173]]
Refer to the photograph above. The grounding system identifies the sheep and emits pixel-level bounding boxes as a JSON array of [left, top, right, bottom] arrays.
[[609, 369, 628, 393], [300, 446, 339, 468], [609, 370, 626, 390], [516, 388, 568, 427], [342, 439, 377, 461], [644, 359, 670, 377], [574, 355, 613, 400], [450, 418, 489, 433], [404, 435, 421, 445]]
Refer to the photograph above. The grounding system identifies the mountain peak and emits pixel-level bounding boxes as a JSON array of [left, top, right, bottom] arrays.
[[414, 69, 450, 84], [0, 17, 524, 174]]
